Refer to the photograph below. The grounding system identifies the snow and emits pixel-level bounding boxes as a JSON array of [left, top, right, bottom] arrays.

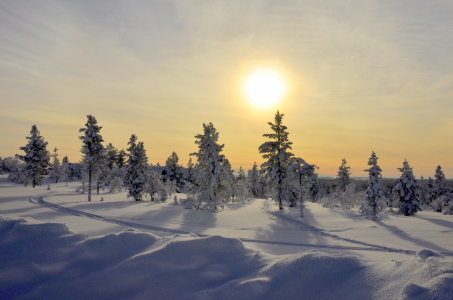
[[1, 174, 453, 299]]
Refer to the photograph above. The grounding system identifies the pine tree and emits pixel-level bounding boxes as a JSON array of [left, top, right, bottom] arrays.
[[393, 160, 420, 216], [247, 162, 260, 198], [233, 166, 248, 203], [16, 125, 50, 188], [116, 149, 127, 169], [221, 158, 235, 202], [258, 111, 294, 209], [426, 177, 436, 204], [165, 151, 181, 193], [124, 134, 148, 201], [49, 147, 61, 183], [190, 122, 226, 211], [60, 155, 69, 183], [336, 158, 351, 192], [105, 143, 119, 171], [361, 151, 383, 220], [79, 115, 105, 201], [434, 165, 446, 199], [185, 157, 195, 182], [183, 157, 197, 197], [308, 174, 319, 202], [165, 152, 180, 181], [288, 157, 318, 216]]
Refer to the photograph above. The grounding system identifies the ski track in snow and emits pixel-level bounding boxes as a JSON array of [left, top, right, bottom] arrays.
[[29, 196, 453, 256]]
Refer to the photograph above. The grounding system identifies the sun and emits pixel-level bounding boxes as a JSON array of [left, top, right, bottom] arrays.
[[243, 69, 286, 108]]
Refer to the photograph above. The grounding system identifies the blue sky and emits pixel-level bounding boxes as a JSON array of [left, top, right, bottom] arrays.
[[1, 0, 452, 177]]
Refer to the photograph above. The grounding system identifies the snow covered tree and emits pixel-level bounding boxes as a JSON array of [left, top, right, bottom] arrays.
[[49, 147, 61, 183], [79, 115, 105, 201], [258, 111, 294, 209], [247, 162, 261, 198], [434, 165, 446, 188], [165, 151, 180, 182], [393, 160, 420, 216], [190, 122, 226, 211], [434, 165, 447, 199], [336, 158, 351, 192], [233, 166, 248, 203], [184, 157, 196, 185], [16, 124, 50, 188], [165, 151, 182, 194], [361, 151, 383, 220], [145, 169, 166, 201], [109, 176, 123, 193], [220, 158, 235, 202], [105, 143, 118, 171], [60, 155, 69, 183], [124, 134, 148, 201], [288, 158, 318, 216], [116, 149, 127, 169], [308, 174, 319, 202]]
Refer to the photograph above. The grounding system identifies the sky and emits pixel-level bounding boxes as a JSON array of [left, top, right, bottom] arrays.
[[1, 0, 452, 178]]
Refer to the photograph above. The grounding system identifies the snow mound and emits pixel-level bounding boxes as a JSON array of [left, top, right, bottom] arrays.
[[416, 249, 443, 262], [400, 274, 453, 300], [1, 216, 453, 300]]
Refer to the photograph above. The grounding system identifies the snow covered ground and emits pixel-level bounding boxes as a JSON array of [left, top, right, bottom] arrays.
[[1, 174, 453, 299]]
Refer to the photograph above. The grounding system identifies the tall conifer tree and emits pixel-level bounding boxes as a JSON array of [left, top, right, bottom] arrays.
[[336, 158, 351, 192], [362, 151, 383, 220], [258, 111, 294, 209], [16, 125, 50, 188], [79, 115, 105, 201], [190, 122, 226, 210], [393, 160, 420, 216], [125, 134, 148, 201]]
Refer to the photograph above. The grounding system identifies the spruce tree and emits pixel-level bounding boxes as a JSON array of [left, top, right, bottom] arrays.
[[184, 157, 196, 184], [434, 165, 446, 199], [124, 134, 148, 201], [258, 111, 294, 209], [393, 160, 420, 216], [221, 158, 235, 202], [105, 143, 119, 171], [116, 149, 127, 169], [247, 162, 260, 198], [165, 151, 181, 191], [16, 125, 50, 187], [183, 157, 197, 197], [60, 155, 69, 183], [190, 122, 226, 211], [49, 147, 61, 183], [336, 158, 351, 192], [79, 115, 105, 201], [288, 157, 318, 216], [234, 166, 248, 202], [361, 151, 383, 220]]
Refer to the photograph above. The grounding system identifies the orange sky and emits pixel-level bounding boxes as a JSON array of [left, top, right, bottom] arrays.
[[1, 1, 452, 178]]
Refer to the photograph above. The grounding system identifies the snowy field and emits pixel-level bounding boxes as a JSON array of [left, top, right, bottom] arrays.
[[1, 174, 453, 299]]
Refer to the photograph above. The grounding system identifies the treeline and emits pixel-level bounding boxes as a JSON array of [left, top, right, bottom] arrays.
[[1, 112, 452, 217]]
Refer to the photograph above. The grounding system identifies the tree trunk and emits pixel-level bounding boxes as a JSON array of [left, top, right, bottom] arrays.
[[88, 165, 92, 202], [299, 175, 303, 217], [300, 201, 304, 218]]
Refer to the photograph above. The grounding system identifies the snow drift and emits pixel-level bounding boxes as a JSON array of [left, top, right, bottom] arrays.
[[1, 215, 452, 300]]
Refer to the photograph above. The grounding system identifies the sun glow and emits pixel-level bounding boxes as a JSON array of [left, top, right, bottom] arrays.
[[243, 69, 286, 108]]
